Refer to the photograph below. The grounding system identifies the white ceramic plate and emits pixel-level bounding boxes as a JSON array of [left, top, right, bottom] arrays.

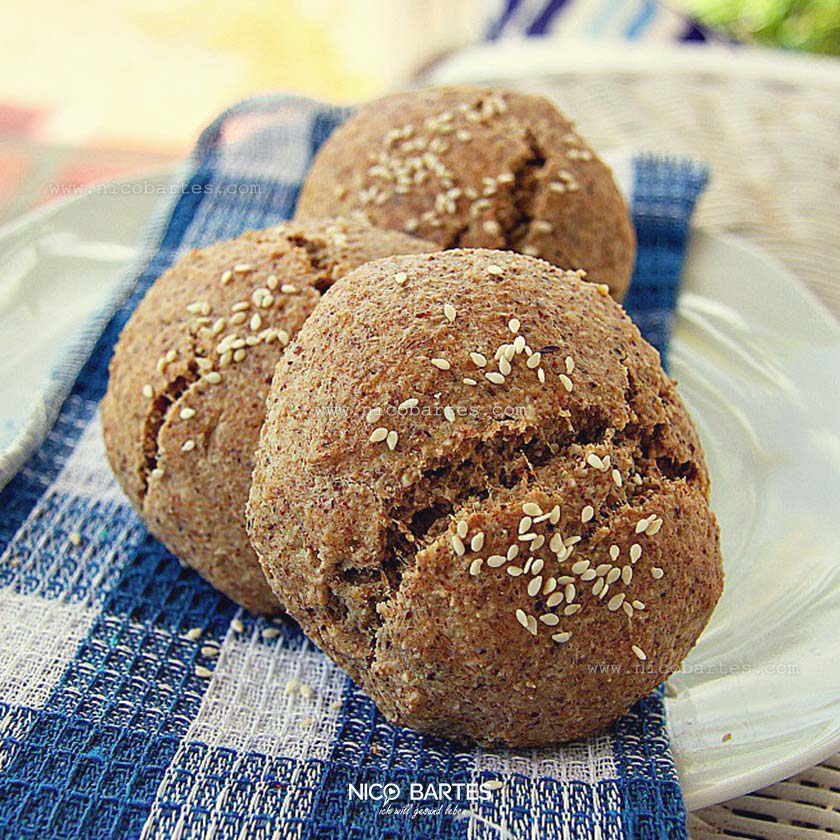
[[0, 175, 838, 810]]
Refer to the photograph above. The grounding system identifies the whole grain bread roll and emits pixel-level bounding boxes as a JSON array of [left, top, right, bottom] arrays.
[[295, 86, 636, 299], [101, 219, 437, 615], [247, 248, 722, 745]]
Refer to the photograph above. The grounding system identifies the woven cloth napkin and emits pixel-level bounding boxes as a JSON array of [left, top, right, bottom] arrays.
[[0, 95, 707, 840]]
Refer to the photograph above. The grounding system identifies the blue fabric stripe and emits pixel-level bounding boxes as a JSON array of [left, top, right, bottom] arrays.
[[526, 0, 573, 36], [625, 0, 657, 40]]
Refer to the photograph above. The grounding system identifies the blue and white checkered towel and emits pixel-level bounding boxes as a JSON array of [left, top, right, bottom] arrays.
[[0, 95, 707, 840]]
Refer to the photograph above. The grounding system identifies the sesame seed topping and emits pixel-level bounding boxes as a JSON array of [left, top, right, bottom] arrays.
[[179, 407, 196, 420], [546, 592, 564, 608], [285, 678, 299, 694], [281, 284, 299, 294], [443, 406, 456, 423], [507, 544, 520, 561], [150, 467, 164, 480], [507, 566, 523, 577], [565, 583, 576, 603], [386, 430, 398, 450], [463, 377, 478, 386], [522, 502, 542, 517], [647, 517, 663, 536], [431, 357, 451, 370], [195, 666, 213, 678], [231, 618, 244, 633], [592, 578, 605, 597], [234, 264, 254, 274], [515, 609, 529, 629], [581, 505, 594, 523], [610, 545, 620, 561], [540, 613, 559, 626], [527, 577, 543, 597], [581, 569, 597, 581], [559, 374, 574, 392], [526, 615, 538, 635], [369, 427, 388, 443], [141, 384, 154, 399], [250, 313, 262, 331], [630, 544, 642, 563], [635, 516, 653, 534], [564, 604, 582, 616], [485, 371, 505, 384], [612, 469, 623, 487], [526, 352, 541, 370], [469, 558, 483, 576], [552, 632, 571, 644], [230, 312, 247, 326], [452, 534, 466, 556], [201, 645, 219, 657], [300, 683, 315, 700], [398, 398, 418, 411], [486, 264, 503, 276], [631, 645, 647, 661], [220, 270, 232, 285], [181, 440, 196, 452], [519, 532, 537, 542], [471, 532, 485, 552], [531, 558, 544, 574], [394, 271, 408, 285], [608, 593, 626, 611], [571, 559, 590, 575], [444, 303, 457, 322], [538, 369, 546, 384], [508, 318, 520, 334], [456, 520, 468, 539], [263, 627, 281, 640], [487, 555, 506, 568], [498, 356, 512, 376], [366, 408, 382, 423], [606, 568, 621, 585], [586, 453, 604, 470], [651, 567, 664, 579], [185, 627, 202, 641], [470, 352, 487, 368], [266, 274, 278, 290], [622, 566, 633, 585], [549, 534, 564, 554]]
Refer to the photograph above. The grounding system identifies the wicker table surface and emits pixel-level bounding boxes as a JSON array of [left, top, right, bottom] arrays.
[[425, 44, 840, 838]]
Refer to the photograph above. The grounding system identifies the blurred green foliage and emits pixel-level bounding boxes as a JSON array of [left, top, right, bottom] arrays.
[[678, 0, 840, 54]]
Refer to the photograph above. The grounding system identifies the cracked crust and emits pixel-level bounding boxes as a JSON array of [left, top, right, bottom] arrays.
[[295, 86, 636, 299], [101, 218, 438, 614], [247, 249, 722, 745]]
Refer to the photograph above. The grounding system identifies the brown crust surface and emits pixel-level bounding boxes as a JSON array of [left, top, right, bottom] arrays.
[[247, 248, 722, 744], [296, 86, 636, 299], [101, 218, 437, 614]]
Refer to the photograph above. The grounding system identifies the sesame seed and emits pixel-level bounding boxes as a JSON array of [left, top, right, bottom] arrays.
[[179, 407, 195, 420], [581, 569, 597, 581], [300, 683, 314, 700], [266, 274, 279, 290], [443, 406, 456, 423], [564, 603, 582, 616], [231, 618, 244, 633], [531, 558, 544, 574], [606, 568, 621, 585], [503, 343, 515, 361], [485, 371, 505, 384], [456, 520, 468, 539], [581, 505, 594, 523], [546, 592, 564, 608], [463, 377, 478, 386], [527, 577, 542, 597], [636, 516, 653, 534], [250, 313, 262, 331], [522, 502, 542, 517], [499, 357, 512, 376], [549, 534, 564, 554], [483, 779, 504, 791], [482, 219, 500, 235], [515, 609, 529, 629], [469, 558, 483, 576], [610, 545, 620, 561], [395, 271, 408, 285], [263, 627, 281, 640], [386, 430, 398, 450], [486, 265, 503, 276], [211, 318, 226, 335], [526, 615, 538, 635], [195, 666, 213, 678], [452, 535, 466, 556], [221, 270, 233, 285], [633, 600, 645, 610], [369, 427, 388, 443], [538, 369, 546, 384], [519, 532, 537, 542], [596, 563, 611, 576], [586, 453, 603, 470], [565, 583, 576, 603], [470, 532, 485, 552], [398, 398, 418, 411], [592, 578, 605, 597], [532, 535, 546, 550], [608, 593, 626, 611], [431, 357, 451, 370], [522, 245, 540, 257], [185, 627, 202, 641], [234, 264, 254, 274], [233, 349, 246, 363], [547, 506, 560, 525], [552, 632, 571, 644], [443, 303, 456, 322], [366, 408, 382, 423], [612, 469, 623, 487], [508, 318, 520, 334], [201, 645, 219, 657], [285, 678, 299, 694], [526, 352, 541, 370], [571, 559, 590, 575], [651, 567, 664, 579], [540, 613, 559, 626], [507, 544, 520, 561], [647, 517, 663, 536], [533, 220, 553, 234], [487, 555, 506, 568], [507, 566, 523, 577], [469, 352, 487, 368], [622, 566, 633, 585], [631, 645, 647, 661], [598, 583, 610, 600], [630, 544, 642, 563], [543, 577, 557, 595], [559, 374, 573, 392], [282, 284, 299, 294], [230, 312, 247, 326], [181, 440, 196, 452], [150, 467, 164, 480], [141, 384, 153, 398]]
